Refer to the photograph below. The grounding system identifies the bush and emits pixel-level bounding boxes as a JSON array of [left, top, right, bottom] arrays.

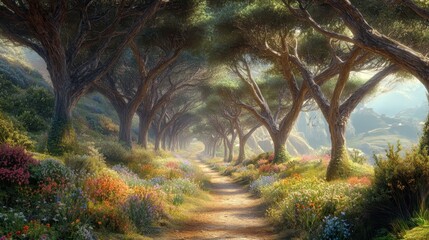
[[122, 186, 164, 233], [96, 141, 129, 166], [249, 175, 277, 196], [355, 144, 429, 238], [64, 154, 107, 176], [263, 176, 367, 236], [17, 110, 47, 132], [84, 172, 129, 204], [0, 144, 37, 185], [373, 144, 429, 218], [161, 178, 199, 196], [317, 214, 351, 240], [112, 164, 149, 187], [0, 114, 33, 149], [28, 159, 74, 199], [88, 204, 133, 234], [30, 158, 73, 183]]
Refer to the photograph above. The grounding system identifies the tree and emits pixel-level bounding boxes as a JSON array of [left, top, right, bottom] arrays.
[[136, 55, 207, 148], [94, 41, 182, 147], [285, 0, 429, 150], [0, 0, 163, 154], [303, 47, 399, 180], [153, 90, 201, 151], [209, 1, 369, 163]]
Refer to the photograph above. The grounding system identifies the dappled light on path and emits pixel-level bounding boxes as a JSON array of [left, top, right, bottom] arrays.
[[160, 159, 278, 240]]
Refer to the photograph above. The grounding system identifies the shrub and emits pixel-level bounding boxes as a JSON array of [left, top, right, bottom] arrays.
[[355, 144, 429, 238], [317, 214, 351, 240], [263, 176, 367, 236], [112, 164, 149, 187], [96, 141, 129, 166], [349, 148, 367, 165], [17, 110, 48, 132], [29, 159, 74, 199], [249, 175, 277, 196], [233, 168, 259, 184], [64, 154, 107, 176], [0, 114, 33, 149], [98, 115, 119, 135], [122, 186, 164, 233], [88, 204, 133, 234], [372, 144, 429, 218], [161, 178, 199, 196], [30, 158, 73, 183], [84, 173, 129, 204], [0, 144, 37, 185], [0, 207, 28, 236]]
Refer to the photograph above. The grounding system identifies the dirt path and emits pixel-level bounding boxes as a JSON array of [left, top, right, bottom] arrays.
[[159, 159, 279, 240]]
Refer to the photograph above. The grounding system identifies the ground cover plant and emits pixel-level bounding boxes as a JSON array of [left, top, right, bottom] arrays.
[[0, 142, 206, 239]]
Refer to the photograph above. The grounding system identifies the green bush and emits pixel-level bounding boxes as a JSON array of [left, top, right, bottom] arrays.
[[96, 141, 130, 166], [374, 144, 429, 217], [64, 154, 107, 176], [262, 176, 367, 237], [354, 144, 429, 239], [29, 158, 74, 185], [0, 113, 33, 148], [17, 110, 48, 132]]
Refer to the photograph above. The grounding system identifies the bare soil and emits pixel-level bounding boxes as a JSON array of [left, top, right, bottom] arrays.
[[159, 159, 280, 240]]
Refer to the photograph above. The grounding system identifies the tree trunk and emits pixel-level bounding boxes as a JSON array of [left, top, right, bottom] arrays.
[[326, 118, 351, 181], [138, 113, 151, 149], [47, 89, 76, 155], [155, 132, 162, 151], [420, 113, 429, 152], [211, 139, 217, 158], [236, 133, 254, 164], [227, 132, 237, 162], [223, 138, 228, 161], [271, 132, 288, 164], [118, 109, 134, 148]]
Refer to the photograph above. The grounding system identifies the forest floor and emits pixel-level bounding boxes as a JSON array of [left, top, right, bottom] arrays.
[[157, 158, 279, 240]]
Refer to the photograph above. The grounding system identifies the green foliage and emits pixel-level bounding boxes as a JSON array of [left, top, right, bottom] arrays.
[[263, 176, 367, 237], [64, 154, 107, 176], [0, 66, 53, 133], [47, 117, 77, 155], [353, 143, 429, 238], [420, 114, 429, 152], [29, 158, 73, 185], [17, 110, 48, 132], [96, 141, 130, 166], [373, 144, 429, 217], [0, 113, 33, 149]]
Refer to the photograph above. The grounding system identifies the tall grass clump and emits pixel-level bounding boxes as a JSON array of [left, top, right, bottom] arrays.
[[96, 141, 130, 166], [355, 143, 429, 239]]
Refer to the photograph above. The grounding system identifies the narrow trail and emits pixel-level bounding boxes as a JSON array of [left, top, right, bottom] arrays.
[[160, 158, 279, 240]]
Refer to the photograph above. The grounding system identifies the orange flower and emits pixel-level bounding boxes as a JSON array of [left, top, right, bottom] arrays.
[[98, 221, 102, 225], [23, 225, 29, 233]]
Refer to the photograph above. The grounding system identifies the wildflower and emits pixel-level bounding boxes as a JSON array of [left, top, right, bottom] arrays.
[[23, 225, 29, 233]]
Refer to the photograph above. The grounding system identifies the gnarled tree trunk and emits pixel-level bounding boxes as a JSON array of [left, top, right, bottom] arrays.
[[326, 118, 351, 181], [270, 131, 288, 164], [137, 112, 152, 148], [118, 109, 134, 148], [47, 87, 79, 155]]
